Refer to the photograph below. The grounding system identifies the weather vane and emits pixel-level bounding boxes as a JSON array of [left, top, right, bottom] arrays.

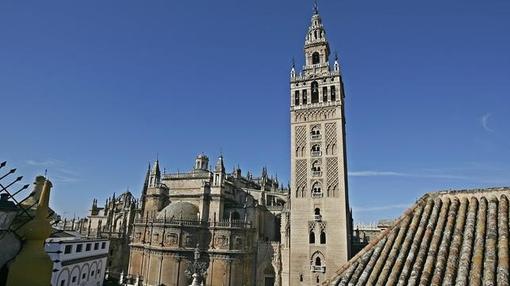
[[313, 0, 319, 14]]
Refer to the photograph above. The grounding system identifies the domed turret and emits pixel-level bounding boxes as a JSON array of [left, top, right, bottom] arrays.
[[194, 153, 209, 171]]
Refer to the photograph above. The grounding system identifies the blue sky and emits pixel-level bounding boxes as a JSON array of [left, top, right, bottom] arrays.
[[1, 0, 509, 222]]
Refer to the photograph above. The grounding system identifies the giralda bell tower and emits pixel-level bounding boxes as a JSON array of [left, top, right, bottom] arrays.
[[288, 4, 351, 285]]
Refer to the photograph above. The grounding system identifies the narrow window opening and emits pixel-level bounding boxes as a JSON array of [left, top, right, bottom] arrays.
[[309, 231, 315, 244], [312, 52, 320, 64], [320, 231, 326, 244], [311, 81, 319, 103], [315, 257, 321, 266], [331, 86, 336, 101], [322, 87, 327, 102], [294, 90, 300, 106], [302, 90, 307, 104]]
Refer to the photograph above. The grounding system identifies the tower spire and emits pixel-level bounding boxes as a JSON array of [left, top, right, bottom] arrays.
[[313, 0, 319, 14]]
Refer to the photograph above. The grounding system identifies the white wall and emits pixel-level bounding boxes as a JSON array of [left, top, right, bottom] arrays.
[[46, 237, 110, 286]]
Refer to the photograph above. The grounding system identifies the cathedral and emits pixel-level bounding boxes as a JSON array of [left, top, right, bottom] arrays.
[[77, 4, 353, 286]]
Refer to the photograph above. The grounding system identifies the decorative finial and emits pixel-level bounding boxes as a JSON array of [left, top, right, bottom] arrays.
[[291, 57, 295, 68], [313, 0, 319, 14], [335, 51, 338, 61]]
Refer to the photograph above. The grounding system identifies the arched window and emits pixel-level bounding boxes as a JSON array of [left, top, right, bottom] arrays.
[[294, 90, 300, 106], [315, 257, 321, 266], [322, 86, 328, 102], [312, 52, 320, 64], [231, 211, 240, 220], [312, 182, 322, 198], [311, 125, 320, 136], [311, 81, 319, 103], [331, 86, 336, 101], [311, 161, 321, 175], [314, 30, 317, 39], [311, 145, 321, 157], [320, 231, 326, 244], [311, 251, 325, 273], [309, 231, 315, 244], [302, 90, 308, 104], [314, 208, 321, 221], [300, 274, 303, 282]]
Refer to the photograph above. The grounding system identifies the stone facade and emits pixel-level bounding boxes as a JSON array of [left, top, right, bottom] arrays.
[[283, 5, 352, 286], [126, 155, 287, 286]]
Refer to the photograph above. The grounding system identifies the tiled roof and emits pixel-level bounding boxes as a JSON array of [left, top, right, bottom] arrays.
[[327, 188, 510, 286]]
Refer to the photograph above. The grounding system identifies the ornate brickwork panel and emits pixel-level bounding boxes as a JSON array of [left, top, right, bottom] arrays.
[[326, 158, 338, 197], [308, 221, 316, 231], [296, 159, 307, 197], [325, 123, 337, 155], [295, 108, 336, 123], [295, 126, 307, 157]]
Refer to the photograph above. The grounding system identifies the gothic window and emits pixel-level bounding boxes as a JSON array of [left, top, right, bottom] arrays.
[[311, 81, 319, 103], [309, 231, 315, 244], [314, 30, 318, 39], [320, 231, 326, 244], [312, 52, 320, 64], [331, 86, 336, 101], [302, 90, 308, 104], [322, 86, 328, 102], [294, 90, 300, 106]]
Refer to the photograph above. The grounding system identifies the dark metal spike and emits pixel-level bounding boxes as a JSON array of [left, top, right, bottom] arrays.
[[10, 184, 30, 197], [0, 161, 6, 168]]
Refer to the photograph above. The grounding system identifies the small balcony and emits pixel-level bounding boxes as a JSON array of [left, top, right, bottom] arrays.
[[311, 134, 321, 140], [310, 265, 326, 273], [312, 170, 322, 177], [311, 151, 322, 157], [312, 192, 323, 198]]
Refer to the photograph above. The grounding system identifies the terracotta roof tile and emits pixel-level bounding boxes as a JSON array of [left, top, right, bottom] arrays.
[[326, 188, 510, 286]]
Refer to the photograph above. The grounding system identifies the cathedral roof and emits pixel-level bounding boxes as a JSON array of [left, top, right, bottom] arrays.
[[327, 187, 510, 286], [157, 201, 199, 221]]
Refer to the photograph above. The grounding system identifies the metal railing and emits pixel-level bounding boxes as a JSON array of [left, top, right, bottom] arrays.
[[310, 265, 326, 273], [311, 192, 323, 198], [312, 171, 322, 177], [311, 151, 322, 157]]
